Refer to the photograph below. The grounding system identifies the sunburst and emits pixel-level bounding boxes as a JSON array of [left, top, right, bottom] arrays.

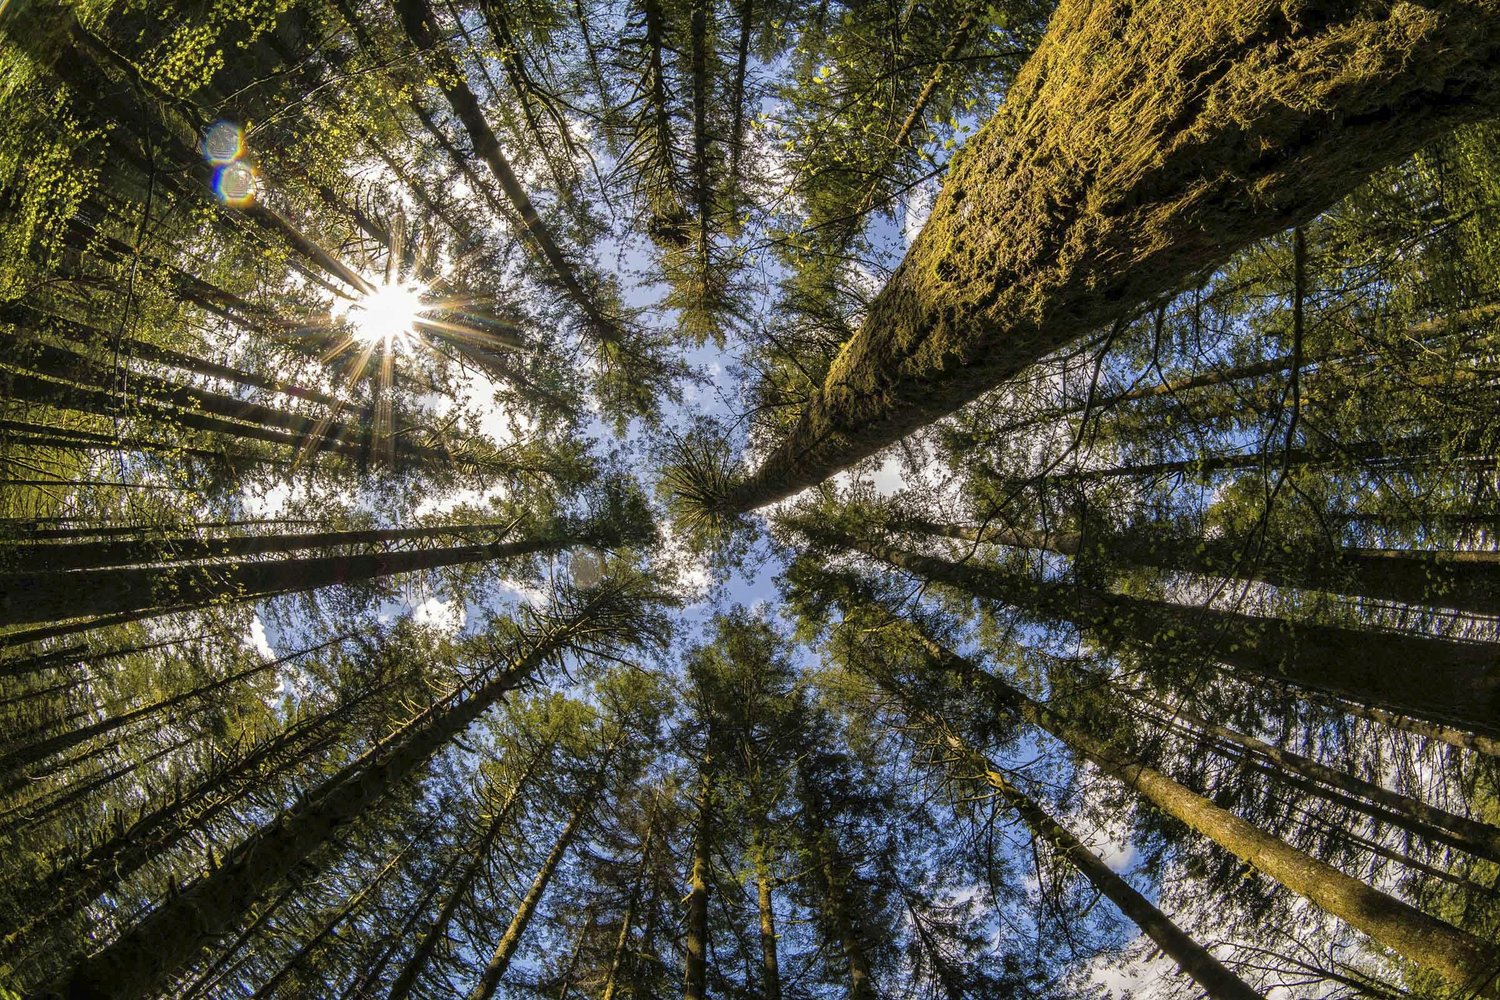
[[343, 281, 430, 354]]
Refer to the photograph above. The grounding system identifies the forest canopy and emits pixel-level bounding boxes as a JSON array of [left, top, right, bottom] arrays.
[[1, 0, 1499, 998]]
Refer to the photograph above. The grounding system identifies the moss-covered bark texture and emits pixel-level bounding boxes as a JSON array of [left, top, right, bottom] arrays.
[[724, 0, 1500, 512]]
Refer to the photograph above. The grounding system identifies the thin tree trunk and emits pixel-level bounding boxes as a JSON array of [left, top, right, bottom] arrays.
[[962, 300, 1500, 446], [394, 0, 625, 344], [910, 629, 1500, 996], [0, 636, 346, 776], [40, 593, 617, 1000], [387, 743, 552, 1000], [715, 1, 1500, 512], [899, 699, 1264, 1000], [0, 525, 575, 632], [751, 816, 781, 1000], [1121, 686, 1500, 864], [250, 817, 435, 999], [906, 518, 1500, 616], [466, 767, 606, 1000], [601, 803, 658, 1000], [0, 519, 524, 574]]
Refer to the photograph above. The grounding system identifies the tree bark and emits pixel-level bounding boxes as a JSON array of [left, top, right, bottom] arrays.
[[718, 0, 1500, 512], [903, 703, 1264, 1000], [466, 767, 605, 1000], [39, 594, 618, 1000], [394, 0, 625, 344], [1121, 686, 1500, 864]]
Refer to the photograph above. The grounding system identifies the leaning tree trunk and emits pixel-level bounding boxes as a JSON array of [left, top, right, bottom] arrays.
[[0, 523, 590, 633], [466, 763, 608, 1000], [38, 593, 618, 1000], [824, 528, 1500, 743], [905, 518, 1500, 617], [394, 0, 625, 344], [895, 695, 1265, 1000], [0, 636, 346, 777], [387, 743, 551, 1000], [714, 0, 1500, 513], [249, 818, 434, 1000], [906, 626, 1500, 997], [1119, 685, 1500, 863]]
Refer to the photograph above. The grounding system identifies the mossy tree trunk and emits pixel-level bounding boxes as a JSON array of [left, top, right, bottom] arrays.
[[717, 0, 1500, 513]]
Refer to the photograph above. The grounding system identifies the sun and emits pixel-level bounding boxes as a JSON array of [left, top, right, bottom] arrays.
[[345, 282, 428, 351]]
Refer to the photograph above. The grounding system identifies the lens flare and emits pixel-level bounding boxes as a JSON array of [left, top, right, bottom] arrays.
[[213, 161, 257, 206], [202, 120, 244, 164], [346, 282, 428, 352]]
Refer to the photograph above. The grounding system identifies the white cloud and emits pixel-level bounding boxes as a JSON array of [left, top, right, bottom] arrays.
[[902, 176, 937, 245], [245, 616, 276, 660], [412, 594, 466, 634]]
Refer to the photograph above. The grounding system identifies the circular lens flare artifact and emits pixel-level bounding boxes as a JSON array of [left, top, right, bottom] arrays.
[[202, 120, 244, 164], [213, 161, 257, 206]]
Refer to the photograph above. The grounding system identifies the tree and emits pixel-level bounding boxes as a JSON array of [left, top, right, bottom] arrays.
[[694, 0, 1500, 515]]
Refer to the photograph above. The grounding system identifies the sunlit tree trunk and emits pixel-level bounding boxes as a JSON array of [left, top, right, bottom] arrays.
[[896, 696, 1265, 1000], [466, 766, 607, 1000], [909, 628, 1500, 996], [714, 0, 1500, 512], [1120, 686, 1500, 863]]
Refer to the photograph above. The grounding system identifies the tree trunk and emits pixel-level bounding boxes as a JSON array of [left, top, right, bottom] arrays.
[[0, 526, 575, 632], [799, 769, 875, 1000], [387, 743, 551, 1000], [717, 0, 1500, 512], [39, 594, 616, 1000], [394, 0, 625, 344], [912, 631, 1500, 996], [904, 703, 1264, 1000], [601, 803, 658, 1000], [0, 636, 346, 777], [466, 768, 605, 1000], [831, 531, 1500, 742], [0, 519, 524, 575], [682, 749, 713, 1000], [751, 817, 782, 1000], [1121, 686, 1500, 864], [250, 817, 434, 999], [907, 518, 1500, 616]]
